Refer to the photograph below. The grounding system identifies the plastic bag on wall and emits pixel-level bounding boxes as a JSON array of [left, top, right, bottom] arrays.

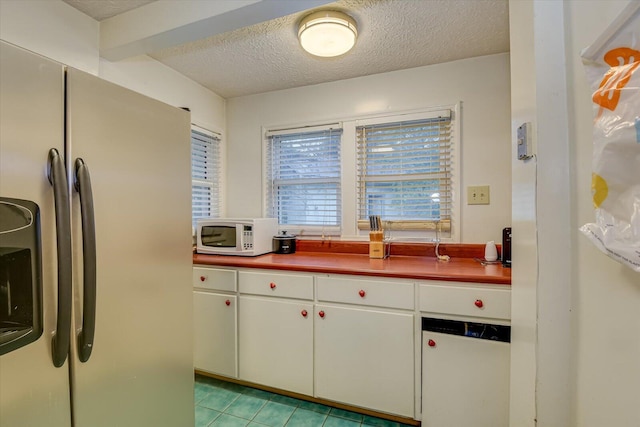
[[580, 2, 640, 272]]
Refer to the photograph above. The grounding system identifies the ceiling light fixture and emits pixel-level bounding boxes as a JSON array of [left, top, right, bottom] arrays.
[[298, 10, 358, 58]]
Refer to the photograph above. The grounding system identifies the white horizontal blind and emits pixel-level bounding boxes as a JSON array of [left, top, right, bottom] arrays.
[[356, 114, 452, 228], [266, 127, 342, 228], [191, 127, 221, 228]]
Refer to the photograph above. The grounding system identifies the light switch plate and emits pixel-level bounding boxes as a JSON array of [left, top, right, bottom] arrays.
[[468, 185, 490, 205]]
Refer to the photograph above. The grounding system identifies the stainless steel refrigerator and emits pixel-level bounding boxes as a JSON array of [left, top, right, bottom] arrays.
[[0, 41, 194, 427]]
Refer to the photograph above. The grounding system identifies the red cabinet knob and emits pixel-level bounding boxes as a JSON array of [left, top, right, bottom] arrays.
[[474, 299, 484, 308], [358, 290, 366, 298], [428, 339, 436, 347], [200, 276, 206, 282], [270, 282, 276, 289], [318, 310, 325, 318], [301, 310, 308, 317], [225, 300, 231, 306]]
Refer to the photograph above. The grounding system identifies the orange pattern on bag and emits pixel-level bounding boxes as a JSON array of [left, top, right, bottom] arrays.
[[593, 47, 640, 111]]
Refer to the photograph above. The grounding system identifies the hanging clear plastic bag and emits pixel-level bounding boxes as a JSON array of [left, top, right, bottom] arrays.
[[580, 2, 640, 272]]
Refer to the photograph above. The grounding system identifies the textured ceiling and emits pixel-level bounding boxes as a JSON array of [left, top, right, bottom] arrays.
[[63, 0, 155, 20], [62, 0, 510, 99]]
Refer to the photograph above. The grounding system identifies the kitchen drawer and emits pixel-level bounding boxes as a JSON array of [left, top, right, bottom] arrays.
[[193, 267, 237, 292], [238, 270, 313, 300], [419, 283, 510, 320], [316, 276, 414, 310]]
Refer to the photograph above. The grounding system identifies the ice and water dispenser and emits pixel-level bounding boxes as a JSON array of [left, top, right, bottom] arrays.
[[0, 197, 43, 355]]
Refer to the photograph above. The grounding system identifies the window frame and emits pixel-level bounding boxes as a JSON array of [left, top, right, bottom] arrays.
[[353, 109, 457, 239], [263, 123, 343, 236], [191, 124, 222, 231], [262, 104, 460, 242]]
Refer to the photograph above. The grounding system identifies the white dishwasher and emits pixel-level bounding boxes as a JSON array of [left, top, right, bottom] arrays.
[[421, 317, 511, 427]]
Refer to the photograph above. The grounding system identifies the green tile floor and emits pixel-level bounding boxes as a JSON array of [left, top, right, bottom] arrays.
[[195, 375, 411, 427]]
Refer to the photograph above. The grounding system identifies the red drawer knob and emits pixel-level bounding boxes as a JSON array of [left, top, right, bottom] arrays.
[[474, 299, 484, 308], [428, 339, 436, 347], [358, 290, 366, 298], [301, 310, 308, 317], [270, 282, 276, 289], [318, 310, 325, 318], [225, 300, 231, 306], [200, 276, 206, 282]]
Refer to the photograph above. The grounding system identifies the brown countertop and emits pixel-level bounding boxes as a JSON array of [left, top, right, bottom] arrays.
[[193, 250, 511, 285]]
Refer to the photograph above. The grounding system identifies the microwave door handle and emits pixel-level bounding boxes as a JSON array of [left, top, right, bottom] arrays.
[[74, 158, 97, 363], [47, 148, 72, 368]]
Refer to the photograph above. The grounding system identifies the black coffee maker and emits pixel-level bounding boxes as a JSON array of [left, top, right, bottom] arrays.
[[502, 227, 511, 268]]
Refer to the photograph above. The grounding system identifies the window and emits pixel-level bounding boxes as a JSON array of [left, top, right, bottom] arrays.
[[266, 125, 342, 233], [263, 106, 459, 241], [355, 110, 454, 235], [191, 126, 221, 228]]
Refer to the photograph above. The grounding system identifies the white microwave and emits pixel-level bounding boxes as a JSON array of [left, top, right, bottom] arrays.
[[196, 218, 278, 256]]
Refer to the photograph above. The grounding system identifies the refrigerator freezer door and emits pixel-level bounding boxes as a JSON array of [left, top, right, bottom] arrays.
[[66, 68, 194, 427], [0, 41, 72, 427]]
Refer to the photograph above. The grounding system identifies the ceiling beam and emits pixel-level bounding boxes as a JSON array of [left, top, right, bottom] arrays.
[[100, 0, 333, 61]]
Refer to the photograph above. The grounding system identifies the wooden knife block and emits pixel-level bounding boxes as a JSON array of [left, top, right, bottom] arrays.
[[369, 231, 384, 259]]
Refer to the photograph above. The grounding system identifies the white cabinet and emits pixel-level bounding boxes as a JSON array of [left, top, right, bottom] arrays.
[[238, 271, 314, 395], [316, 275, 413, 310], [419, 283, 510, 320], [314, 275, 414, 418], [421, 330, 510, 427], [192, 264, 512, 424], [193, 267, 238, 378], [238, 270, 314, 300], [315, 305, 414, 417], [238, 296, 313, 395], [194, 267, 237, 292], [193, 291, 237, 377]]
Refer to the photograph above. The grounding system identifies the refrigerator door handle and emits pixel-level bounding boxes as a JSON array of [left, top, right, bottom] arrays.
[[74, 158, 96, 363], [47, 148, 72, 368]]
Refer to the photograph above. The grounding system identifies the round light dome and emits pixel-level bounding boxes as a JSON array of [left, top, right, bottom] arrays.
[[298, 11, 358, 57]]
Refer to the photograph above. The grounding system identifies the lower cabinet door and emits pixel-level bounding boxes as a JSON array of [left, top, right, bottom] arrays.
[[193, 291, 237, 378], [421, 331, 510, 427], [238, 296, 313, 395], [314, 305, 414, 417]]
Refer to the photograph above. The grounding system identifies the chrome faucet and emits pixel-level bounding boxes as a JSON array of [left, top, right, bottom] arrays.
[[433, 220, 450, 261]]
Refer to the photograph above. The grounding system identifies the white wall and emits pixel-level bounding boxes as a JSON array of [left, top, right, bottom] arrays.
[[226, 53, 512, 244], [99, 56, 225, 133], [509, 1, 639, 426], [511, 1, 575, 426], [0, 0, 100, 74], [507, 1, 538, 424], [0, 0, 225, 134]]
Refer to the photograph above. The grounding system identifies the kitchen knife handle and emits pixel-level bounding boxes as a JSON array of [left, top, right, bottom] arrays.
[[48, 148, 72, 368], [74, 158, 97, 363]]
